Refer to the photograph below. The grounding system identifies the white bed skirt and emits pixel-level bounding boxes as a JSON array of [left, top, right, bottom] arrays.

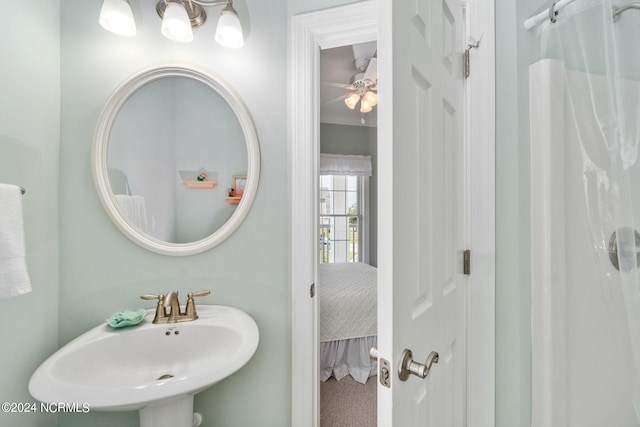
[[320, 336, 377, 384]]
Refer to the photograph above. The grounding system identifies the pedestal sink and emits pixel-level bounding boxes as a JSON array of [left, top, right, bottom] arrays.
[[29, 305, 259, 427]]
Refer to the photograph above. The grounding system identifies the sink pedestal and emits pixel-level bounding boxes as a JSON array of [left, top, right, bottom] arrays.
[[139, 395, 194, 427]]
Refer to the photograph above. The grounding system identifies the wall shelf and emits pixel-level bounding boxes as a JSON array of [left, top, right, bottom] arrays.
[[179, 170, 218, 189], [226, 196, 242, 205]]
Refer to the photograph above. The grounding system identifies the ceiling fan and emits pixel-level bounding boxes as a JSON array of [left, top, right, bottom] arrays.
[[322, 42, 378, 114], [343, 55, 378, 113]]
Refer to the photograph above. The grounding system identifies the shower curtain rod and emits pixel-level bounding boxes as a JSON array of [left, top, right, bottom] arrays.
[[525, 1, 640, 29], [524, 0, 577, 30], [613, 3, 640, 20]]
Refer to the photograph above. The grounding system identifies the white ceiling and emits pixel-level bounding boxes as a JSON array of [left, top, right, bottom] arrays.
[[320, 42, 377, 128]]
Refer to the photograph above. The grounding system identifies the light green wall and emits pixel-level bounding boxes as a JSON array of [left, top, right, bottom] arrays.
[[495, 1, 547, 426], [495, 1, 528, 426], [0, 1, 60, 427], [58, 1, 289, 426]]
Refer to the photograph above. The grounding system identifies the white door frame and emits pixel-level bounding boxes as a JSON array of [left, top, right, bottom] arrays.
[[289, 1, 494, 425]]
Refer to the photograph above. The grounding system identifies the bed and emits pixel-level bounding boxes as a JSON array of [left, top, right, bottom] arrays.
[[319, 262, 377, 384]]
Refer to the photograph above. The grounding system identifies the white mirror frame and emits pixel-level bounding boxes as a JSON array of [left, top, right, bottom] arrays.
[[92, 63, 260, 256]]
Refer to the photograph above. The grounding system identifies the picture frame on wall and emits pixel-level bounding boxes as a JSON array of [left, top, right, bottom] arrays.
[[232, 175, 247, 196]]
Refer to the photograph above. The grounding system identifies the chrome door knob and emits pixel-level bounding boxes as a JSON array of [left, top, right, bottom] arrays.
[[398, 349, 439, 381]]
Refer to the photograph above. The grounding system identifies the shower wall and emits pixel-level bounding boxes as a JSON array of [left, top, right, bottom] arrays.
[[530, 58, 638, 427]]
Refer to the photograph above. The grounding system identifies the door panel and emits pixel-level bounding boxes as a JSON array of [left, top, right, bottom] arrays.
[[378, 0, 466, 424]]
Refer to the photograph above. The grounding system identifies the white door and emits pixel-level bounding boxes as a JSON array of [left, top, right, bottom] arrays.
[[377, 0, 467, 424]]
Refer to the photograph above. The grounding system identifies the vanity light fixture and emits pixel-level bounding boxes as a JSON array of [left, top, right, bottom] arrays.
[[160, 0, 196, 42], [214, 2, 244, 48], [99, 0, 245, 48], [99, 0, 137, 36]]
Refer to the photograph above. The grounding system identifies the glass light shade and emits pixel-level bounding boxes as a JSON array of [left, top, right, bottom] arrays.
[[99, 0, 136, 36], [360, 97, 373, 113], [344, 93, 360, 110], [161, 2, 194, 43], [215, 6, 244, 48], [364, 91, 378, 107]]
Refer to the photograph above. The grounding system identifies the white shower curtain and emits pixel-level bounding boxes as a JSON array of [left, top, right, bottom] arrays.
[[531, 0, 640, 425]]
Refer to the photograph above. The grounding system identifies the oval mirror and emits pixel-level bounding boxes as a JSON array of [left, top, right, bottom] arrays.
[[92, 64, 260, 256]]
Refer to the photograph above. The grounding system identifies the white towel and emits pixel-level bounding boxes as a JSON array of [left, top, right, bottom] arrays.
[[115, 194, 149, 233], [0, 184, 32, 299]]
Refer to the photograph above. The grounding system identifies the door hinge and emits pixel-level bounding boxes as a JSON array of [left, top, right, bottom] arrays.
[[463, 250, 471, 275], [463, 49, 470, 79], [310, 283, 315, 298], [463, 38, 481, 79]]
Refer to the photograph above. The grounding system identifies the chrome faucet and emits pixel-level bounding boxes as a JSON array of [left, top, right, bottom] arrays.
[[140, 290, 211, 324]]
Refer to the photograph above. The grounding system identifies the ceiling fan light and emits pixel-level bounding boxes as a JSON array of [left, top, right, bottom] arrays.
[[364, 91, 378, 107], [161, 1, 194, 43], [360, 97, 373, 113], [344, 93, 360, 110], [99, 0, 136, 36], [215, 4, 244, 48]]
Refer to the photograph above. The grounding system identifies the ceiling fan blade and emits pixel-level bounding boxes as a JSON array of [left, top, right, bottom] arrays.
[[321, 80, 356, 90], [322, 94, 349, 106], [363, 57, 378, 85], [351, 41, 377, 66]]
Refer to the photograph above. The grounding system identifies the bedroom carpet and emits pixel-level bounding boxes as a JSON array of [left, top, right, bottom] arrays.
[[320, 375, 377, 426]]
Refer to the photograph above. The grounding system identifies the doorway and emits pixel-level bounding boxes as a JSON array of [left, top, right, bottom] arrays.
[[290, 3, 377, 425], [318, 42, 378, 425], [290, 1, 495, 425]]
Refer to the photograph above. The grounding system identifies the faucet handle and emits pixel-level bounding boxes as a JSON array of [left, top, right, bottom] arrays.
[[189, 290, 211, 298], [139, 293, 167, 322], [185, 290, 211, 318]]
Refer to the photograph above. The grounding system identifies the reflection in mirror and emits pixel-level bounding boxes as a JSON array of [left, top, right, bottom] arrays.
[[92, 65, 260, 256], [107, 76, 247, 244]]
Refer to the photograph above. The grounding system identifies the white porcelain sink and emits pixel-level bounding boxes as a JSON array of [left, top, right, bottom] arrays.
[[29, 305, 259, 427]]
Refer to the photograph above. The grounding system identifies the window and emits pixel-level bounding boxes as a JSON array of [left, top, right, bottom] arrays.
[[319, 175, 364, 263], [319, 153, 372, 264]]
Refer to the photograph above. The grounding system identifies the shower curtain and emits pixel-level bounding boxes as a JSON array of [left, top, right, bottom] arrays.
[[530, 0, 640, 425]]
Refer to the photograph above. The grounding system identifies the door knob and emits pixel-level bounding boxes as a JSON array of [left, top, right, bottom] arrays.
[[398, 349, 439, 381], [370, 347, 379, 360]]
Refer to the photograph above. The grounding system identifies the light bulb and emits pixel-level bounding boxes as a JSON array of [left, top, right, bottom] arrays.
[[215, 4, 244, 48], [360, 97, 373, 113], [161, 2, 193, 43], [364, 91, 378, 107], [99, 0, 136, 36], [344, 93, 360, 110]]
